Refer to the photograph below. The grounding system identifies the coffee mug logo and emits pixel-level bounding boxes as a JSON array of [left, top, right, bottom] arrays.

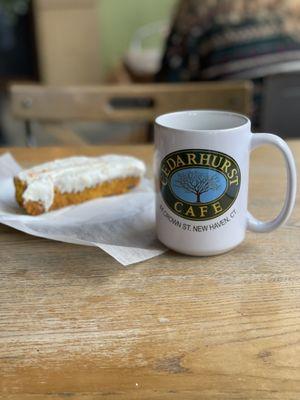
[[160, 149, 241, 221]]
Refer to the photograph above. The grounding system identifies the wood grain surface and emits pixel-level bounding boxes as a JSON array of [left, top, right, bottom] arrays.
[[0, 143, 299, 400]]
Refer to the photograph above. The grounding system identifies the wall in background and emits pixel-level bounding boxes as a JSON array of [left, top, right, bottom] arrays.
[[98, 0, 177, 79], [34, 0, 102, 85]]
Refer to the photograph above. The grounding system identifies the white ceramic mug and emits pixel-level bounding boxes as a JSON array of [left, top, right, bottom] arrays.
[[154, 110, 297, 256]]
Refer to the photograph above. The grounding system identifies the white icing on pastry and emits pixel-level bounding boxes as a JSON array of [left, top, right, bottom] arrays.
[[18, 155, 146, 211], [23, 178, 54, 211]]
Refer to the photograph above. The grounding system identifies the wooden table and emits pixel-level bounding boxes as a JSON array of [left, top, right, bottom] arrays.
[[1, 144, 299, 400]]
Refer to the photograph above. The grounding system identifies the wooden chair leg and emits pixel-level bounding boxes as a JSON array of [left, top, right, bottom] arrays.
[[42, 123, 88, 146], [146, 122, 154, 142], [25, 120, 36, 147]]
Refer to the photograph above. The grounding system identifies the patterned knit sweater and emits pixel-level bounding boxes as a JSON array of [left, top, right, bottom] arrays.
[[157, 0, 300, 82]]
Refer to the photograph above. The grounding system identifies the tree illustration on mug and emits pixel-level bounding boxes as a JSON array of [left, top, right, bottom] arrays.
[[175, 170, 220, 203]]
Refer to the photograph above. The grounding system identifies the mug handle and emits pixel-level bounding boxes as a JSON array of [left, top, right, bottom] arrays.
[[247, 133, 297, 233]]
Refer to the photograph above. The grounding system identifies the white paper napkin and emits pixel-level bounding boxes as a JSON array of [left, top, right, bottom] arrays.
[[0, 153, 166, 265]]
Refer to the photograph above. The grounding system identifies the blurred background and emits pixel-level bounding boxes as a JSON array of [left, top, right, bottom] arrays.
[[1, 0, 300, 146]]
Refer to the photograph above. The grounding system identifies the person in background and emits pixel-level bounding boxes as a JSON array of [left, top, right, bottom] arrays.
[[157, 0, 300, 127]]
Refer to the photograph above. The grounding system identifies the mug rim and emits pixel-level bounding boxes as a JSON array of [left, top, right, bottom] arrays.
[[155, 110, 250, 133]]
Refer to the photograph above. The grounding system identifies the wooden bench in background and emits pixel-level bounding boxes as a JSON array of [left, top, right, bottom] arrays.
[[10, 82, 253, 146]]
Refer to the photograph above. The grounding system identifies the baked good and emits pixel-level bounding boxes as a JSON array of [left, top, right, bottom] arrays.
[[14, 155, 146, 215]]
